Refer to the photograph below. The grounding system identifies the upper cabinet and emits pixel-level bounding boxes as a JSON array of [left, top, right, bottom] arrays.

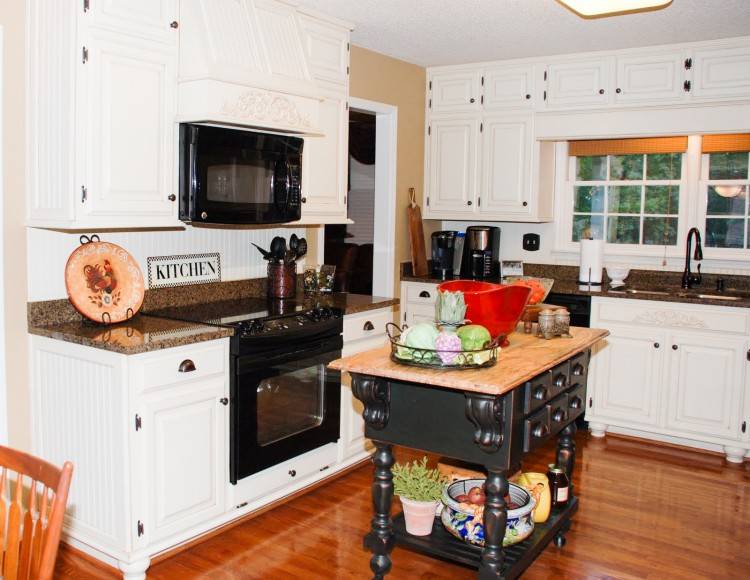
[[86, 0, 179, 44], [613, 51, 687, 104], [483, 64, 536, 111], [429, 70, 483, 114], [691, 45, 750, 100], [545, 58, 611, 108]]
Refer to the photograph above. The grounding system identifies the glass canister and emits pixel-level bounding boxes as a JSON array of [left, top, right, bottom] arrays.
[[537, 309, 557, 339], [547, 464, 570, 508], [555, 308, 571, 335]]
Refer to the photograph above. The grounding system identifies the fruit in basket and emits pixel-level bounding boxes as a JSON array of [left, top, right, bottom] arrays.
[[509, 279, 547, 305], [435, 331, 462, 364], [456, 324, 492, 351]]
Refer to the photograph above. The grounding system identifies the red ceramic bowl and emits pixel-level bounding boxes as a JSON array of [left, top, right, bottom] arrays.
[[437, 280, 532, 347]]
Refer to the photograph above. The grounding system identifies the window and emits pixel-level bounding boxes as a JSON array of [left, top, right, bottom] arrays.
[[572, 152, 683, 245], [701, 135, 750, 250]]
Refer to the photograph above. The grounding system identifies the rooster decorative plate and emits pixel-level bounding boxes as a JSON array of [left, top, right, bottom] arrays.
[[64, 236, 145, 324]]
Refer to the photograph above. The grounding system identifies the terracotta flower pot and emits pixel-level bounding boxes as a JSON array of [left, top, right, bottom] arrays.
[[399, 496, 440, 536]]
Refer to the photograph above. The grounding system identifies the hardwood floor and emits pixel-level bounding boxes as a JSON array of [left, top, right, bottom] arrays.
[[56, 431, 750, 579]]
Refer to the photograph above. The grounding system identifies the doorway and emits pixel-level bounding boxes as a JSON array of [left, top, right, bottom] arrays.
[[323, 98, 397, 298]]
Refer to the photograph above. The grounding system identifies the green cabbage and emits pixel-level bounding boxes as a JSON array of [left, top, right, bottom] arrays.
[[457, 325, 492, 351], [405, 323, 439, 349]]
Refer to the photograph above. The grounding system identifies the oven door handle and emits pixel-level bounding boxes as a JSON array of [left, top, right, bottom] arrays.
[[235, 337, 343, 375]]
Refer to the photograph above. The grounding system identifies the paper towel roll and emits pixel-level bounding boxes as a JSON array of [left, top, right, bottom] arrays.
[[578, 239, 604, 285]]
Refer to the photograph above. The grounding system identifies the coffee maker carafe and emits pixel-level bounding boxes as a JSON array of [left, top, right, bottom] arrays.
[[460, 226, 501, 280], [431, 231, 457, 280]]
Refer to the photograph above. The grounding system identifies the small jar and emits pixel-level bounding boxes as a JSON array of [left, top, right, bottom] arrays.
[[547, 464, 570, 508], [537, 309, 557, 340], [554, 308, 571, 335]]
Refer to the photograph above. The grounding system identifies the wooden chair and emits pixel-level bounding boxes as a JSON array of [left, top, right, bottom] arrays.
[[0, 445, 73, 580]]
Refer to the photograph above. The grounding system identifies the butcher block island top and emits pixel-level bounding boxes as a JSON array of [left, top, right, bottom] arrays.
[[329, 326, 608, 395]]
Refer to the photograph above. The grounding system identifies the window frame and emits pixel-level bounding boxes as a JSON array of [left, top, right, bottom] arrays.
[[698, 150, 750, 258]]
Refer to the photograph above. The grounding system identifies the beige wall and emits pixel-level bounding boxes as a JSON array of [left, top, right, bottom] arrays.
[[349, 46, 436, 296], [1, 1, 30, 448]]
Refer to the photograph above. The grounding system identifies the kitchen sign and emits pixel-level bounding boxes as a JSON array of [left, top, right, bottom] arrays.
[[147, 253, 221, 289]]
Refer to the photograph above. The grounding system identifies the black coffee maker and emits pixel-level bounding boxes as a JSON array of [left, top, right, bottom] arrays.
[[459, 226, 501, 280], [431, 231, 457, 280]]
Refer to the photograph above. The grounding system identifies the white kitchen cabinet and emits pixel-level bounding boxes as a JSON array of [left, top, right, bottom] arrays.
[[297, 13, 350, 86], [588, 297, 750, 463], [82, 31, 177, 221], [425, 117, 480, 217], [480, 114, 532, 216], [87, 0, 178, 45], [428, 69, 483, 114], [665, 333, 745, 440], [300, 87, 349, 223], [400, 281, 437, 327], [588, 325, 666, 430], [483, 64, 535, 110], [27, 0, 181, 230], [545, 58, 611, 108], [613, 51, 687, 104], [691, 45, 750, 100]]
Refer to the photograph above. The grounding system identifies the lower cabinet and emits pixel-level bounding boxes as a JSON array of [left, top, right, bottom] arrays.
[[588, 297, 749, 463], [400, 281, 438, 327]]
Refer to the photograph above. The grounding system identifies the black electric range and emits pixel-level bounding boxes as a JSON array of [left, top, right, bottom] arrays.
[[150, 298, 344, 483]]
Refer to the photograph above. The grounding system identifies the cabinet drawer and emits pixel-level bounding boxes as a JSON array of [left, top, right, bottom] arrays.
[[523, 406, 551, 453], [135, 341, 227, 393], [567, 383, 586, 422], [405, 282, 438, 304], [549, 361, 571, 397], [343, 309, 392, 343], [523, 373, 552, 415], [569, 351, 589, 385], [548, 393, 570, 435], [593, 297, 750, 335]]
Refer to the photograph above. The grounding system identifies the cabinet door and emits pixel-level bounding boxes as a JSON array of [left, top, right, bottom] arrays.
[[545, 59, 611, 108], [589, 326, 666, 426], [614, 52, 686, 104], [82, 32, 177, 221], [302, 91, 348, 222], [425, 117, 479, 217], [134, 376, 227, 544], [483, 65, 534, 110], [665, 333, 745, 439], [88, 0, 178, 45], [429, 70, 482, 114], [480, 114, 532, 216], [692, 45, 750, 100], [297, 15, 349, 86]]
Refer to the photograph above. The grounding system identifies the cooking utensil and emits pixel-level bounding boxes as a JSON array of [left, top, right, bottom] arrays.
[[289, 233, 299, 253], [407, 187, 428, 277], [65, 235, 145, 324], [270, 236, 286, 262], [284, 249, 296, 265], [252, 243, 272, 261], [296, 237, 308, 259]]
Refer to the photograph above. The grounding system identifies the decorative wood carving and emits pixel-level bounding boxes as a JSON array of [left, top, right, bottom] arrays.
[[351, 375, 391, 430], [465, 394, 505, 452], [221, 91, 312, 128], [632, 310, 707, 328]]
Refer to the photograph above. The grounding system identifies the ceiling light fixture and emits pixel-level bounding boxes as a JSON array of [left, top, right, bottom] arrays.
[[714, 185, 745, 198], [557, 0, 672, 18]]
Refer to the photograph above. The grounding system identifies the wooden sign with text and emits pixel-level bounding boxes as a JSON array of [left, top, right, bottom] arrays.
[[147, 253, 221, 289]]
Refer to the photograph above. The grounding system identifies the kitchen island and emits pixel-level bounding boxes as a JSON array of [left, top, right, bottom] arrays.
[[330, 327, 608, 579]]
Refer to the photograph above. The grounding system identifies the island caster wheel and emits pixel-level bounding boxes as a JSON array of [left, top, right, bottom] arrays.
[[553, 532, 567, 548]]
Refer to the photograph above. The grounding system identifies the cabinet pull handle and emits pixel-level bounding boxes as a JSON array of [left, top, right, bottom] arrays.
[[742, 421, 747, 433], [570, 396, 582, 410], [654, 342, 660, 349], [598, 89, 605, 95], [363, 321, 375, 331], [179, 359, 196, 373], [419, 290, 431, 298], [168, 194, 176, 202], [616, 88, 622, 94], [588, 397, 593, 408], [554, 374, 567, 389], [553, 409, 567, 423], [301, 197, 307, 203], [170, 20, 179, 28], [533, 423, 549, 438], [288, 469, 297, 477], [684, 57, 692, 70], [683, 80, 691, 92], [137, 520, 144, 537], [219, 397, 229, 406], [672, 345, 678, 351], [525, 94, 531, 100], [470, 98, 475, 103], [533, 386, 547, 400], [572, 363, 585, 375], [467, 200, 473, 206], [522, 201, 528, 207]]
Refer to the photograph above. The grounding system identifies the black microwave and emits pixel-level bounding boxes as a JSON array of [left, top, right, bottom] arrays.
[[179, 123, 303, 224]]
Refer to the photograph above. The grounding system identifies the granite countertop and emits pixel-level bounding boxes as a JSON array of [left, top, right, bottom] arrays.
[[28, 291, 399, 354], [401, 263, 750, 309], [28, 314, 235, 355], [330, 327, 608, 396]]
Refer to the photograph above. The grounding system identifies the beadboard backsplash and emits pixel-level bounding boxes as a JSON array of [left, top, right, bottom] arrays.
[[27, 226, 307, 302]]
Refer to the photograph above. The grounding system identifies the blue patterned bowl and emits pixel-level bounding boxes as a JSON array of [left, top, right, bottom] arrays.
[[441, 479, 535, 547]]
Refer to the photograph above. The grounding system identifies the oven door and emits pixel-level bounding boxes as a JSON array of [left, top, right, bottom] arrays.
[[179, 123, 302, 224], [231, 335, 342, 483]]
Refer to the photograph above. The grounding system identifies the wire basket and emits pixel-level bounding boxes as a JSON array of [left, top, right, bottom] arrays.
[[386, 323, 499, 370]]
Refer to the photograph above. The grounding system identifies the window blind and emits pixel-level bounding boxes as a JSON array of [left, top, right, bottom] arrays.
[[569, 136, 688, 156], [701, 133, 750, 153]]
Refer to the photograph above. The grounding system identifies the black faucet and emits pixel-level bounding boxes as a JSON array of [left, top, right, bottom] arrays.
[[681, 227, 703, 289]]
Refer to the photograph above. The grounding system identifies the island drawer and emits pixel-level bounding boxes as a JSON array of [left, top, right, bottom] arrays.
[[549, 361, 570, 397], [548, 393, 570, 435], [569, 351, 589, 384], [523, 406, 551, 452], [522, 373, 552, 414], [567, 383, 586, 421]]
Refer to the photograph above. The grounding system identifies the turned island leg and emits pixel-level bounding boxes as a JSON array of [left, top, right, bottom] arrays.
[[364, 442, 395, 579], [554, 421, 577, 548], [479, 469, 509, 580]]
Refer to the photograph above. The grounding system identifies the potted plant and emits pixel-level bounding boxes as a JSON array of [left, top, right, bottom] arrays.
[[392, 457, 448, 536]]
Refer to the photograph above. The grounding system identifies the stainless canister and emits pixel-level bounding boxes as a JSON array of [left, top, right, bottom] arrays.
[[537, 309, 557, 340]]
